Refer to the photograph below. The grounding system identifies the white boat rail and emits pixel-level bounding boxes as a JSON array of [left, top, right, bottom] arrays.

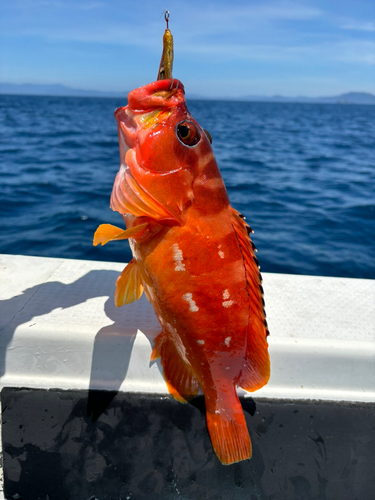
[[0, 253, 374, 402]]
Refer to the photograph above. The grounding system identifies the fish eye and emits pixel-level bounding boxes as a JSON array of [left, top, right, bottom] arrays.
[[176, 121, 201, 147]]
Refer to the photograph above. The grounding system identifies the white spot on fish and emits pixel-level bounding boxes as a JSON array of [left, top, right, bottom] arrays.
[[222, 289, 234, 307], [218, 251, 225, 259], [182, 293, 199, 312], [172, 243, 186, 271], [197, 340, 205, 345], [226, 367, 230, 370], [194, 172, 223, 190], [165, 322, 178, 335], [225, 336, 231, 347]]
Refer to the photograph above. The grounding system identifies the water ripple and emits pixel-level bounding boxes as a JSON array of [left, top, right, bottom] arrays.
[[1, 94, 374, 278]]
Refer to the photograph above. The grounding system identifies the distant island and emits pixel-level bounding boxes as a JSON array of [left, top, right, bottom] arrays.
[[236, 91, 375, 105], [1, 82, 375, 105], [0, 83, 127, 99]]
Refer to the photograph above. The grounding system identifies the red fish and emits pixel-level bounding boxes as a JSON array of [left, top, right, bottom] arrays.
[[94, 78, 270, 465]]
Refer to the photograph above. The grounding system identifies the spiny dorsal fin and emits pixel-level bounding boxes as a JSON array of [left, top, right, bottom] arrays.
[[115, 259, 144, 306], [93, 223, 148, 246]]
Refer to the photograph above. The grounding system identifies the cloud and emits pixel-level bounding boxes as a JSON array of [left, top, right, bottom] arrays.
[[15, 25, 154, 48], [3, 1, 375, 73], [176, 35, 375, 66], [165, 1, 324, 39], [341, 21, 375, 32], [1, 1, 326, 55], [3, 0, 324, 42], [223, 2, 323, 21], [332, 40, 375, 65], [19, 0, 104, 8]]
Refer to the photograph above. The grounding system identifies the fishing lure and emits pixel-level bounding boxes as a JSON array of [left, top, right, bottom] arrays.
[[94, 12, 270, 465]]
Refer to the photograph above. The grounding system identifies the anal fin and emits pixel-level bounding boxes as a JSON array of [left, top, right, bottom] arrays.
[[115, 259, 144, 306], [151, 331, 199, 403]]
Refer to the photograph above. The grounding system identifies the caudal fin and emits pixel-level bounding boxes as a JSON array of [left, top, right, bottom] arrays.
[[206, 409, 252, 465]]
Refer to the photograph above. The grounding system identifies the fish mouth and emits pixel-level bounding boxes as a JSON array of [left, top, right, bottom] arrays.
[[128, 79, 185, 113], [110, 79, 188, 223], [114, 106, 136, 149], [114, 79, 185, 147], [111, 104, 176, 221]]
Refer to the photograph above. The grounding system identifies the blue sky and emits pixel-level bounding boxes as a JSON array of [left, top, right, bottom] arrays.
[[0, 0, 374, 97]]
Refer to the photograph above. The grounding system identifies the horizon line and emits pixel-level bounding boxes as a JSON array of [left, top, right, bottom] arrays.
[[0, 82, 375, 103]]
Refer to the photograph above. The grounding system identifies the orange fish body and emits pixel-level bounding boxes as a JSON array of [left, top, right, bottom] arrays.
[[95, 79, 270, 465]]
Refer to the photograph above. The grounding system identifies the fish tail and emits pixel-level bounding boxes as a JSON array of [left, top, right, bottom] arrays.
[[205, 393, 252, 465]]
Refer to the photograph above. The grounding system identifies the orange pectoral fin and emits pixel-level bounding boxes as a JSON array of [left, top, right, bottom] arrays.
[[115, 259, 144, 306], [93, 222, 148, 246]]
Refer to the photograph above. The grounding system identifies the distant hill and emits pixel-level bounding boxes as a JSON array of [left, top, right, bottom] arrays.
[[1, 83, 374, 104], [0, 82, 127, 98], [237, 91, 375, 104], [331, 92, 375, 104]]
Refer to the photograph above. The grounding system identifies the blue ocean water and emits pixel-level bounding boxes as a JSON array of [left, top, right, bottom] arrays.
[[0, 94, 374, 279]]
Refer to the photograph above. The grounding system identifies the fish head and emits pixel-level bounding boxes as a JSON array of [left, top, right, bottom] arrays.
[[111, 79, 224, 224]]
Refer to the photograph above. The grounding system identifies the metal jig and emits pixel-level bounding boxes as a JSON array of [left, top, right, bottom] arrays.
[[157, 10, 174, 81]]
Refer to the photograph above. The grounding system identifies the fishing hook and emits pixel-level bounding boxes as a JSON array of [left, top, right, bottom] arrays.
[[165, 10, 170, 29]]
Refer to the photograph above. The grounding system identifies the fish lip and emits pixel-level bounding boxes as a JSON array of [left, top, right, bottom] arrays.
[[114, 106, 136, 148], [114, 79, 186, 149], [128, 79, 185, 113]]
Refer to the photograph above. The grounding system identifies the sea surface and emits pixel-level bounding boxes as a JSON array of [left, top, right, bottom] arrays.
[[1, 94, 374, 279]]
